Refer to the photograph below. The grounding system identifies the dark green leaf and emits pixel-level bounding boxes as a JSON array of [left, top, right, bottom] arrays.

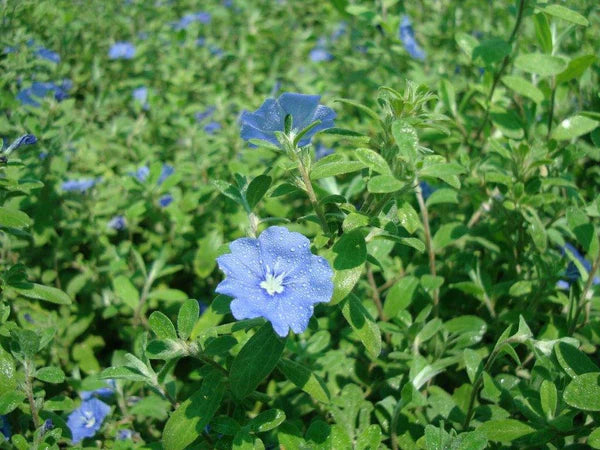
[[341, 293, 382, 359]]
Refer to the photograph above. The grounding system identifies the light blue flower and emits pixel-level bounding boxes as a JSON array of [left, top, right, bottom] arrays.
[[216, 226, 334, 337], [159, 194, 173, 207], [173, 11, 211, 30], [131, 165, 150, 182], [108, 42, 136, 59], [309, 47, 333, 62], [419, 181, 434, 200], [43, 419, 53, 432], [133, 86, 149, 110], [35, 47, 60, 63], [204, 121, 221, 134], [0, 415, 10, 439], [81, 380, 116, 400], [61, 178, 100, 193], [107, 216, 127, 231], [3, 134, 37, 154], [67, 398, 111, 443], [158, 164, 174, 185], [399, 15, 426, 60], [240, 93, 336, 148]]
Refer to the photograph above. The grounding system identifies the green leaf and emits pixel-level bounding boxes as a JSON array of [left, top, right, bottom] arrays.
[[477, 419, 535, 443], [0, 347, 16, 396], [392, 120, 418, 163], [589, 428, 600, 449], [439, 79, 457, 116], [354, 148, 391, 175], [229, 323, 286, 399], [311, 159, 365, 180], [146, 339, 185, 359], [0, 391, 26, 415], [35, 366, 65, 384], [245, 175, 272, 209], [472, 38, 511, 66], [163, 370, 225, 450], [247, 409, 286, 433], [509, 280, 532, 297], [551, 115, 599, 140], [420, 163, 464, 189], [330, 264, 363, 306], [212, 180, 244, 204], [13, 283, 71, 305], [533, 13, 552, 54], [11, 329, 39, 358], [113, 275, 139, 309], [455, 32, 478, 58], [557, 54, 596, 84], [398, 237, 426, 253], [356, 425, 382, 450], [99, 366, 149, 382], [432, 222, 468, 250], [501, 75, 544, 104], [341, 293, 382, 359], [397, 202, 422, 234], [426, 188, 459, 207], [564, 372, 600, 411], [333, 230, 367, 270], [383, 276, 419, 318], [464, 349, 483, 384], [514, 53, 568, 77], [149, 311, 177, 340], [177, 299, 199, 340], [367, 175, 404, 193], [277, 358, 330, 403], [543, 4, 589, 26], [540, 379, 557, 419], [334, 98, 381, 123], [0, 206, 32, 229], [555, 342, 599, 378]]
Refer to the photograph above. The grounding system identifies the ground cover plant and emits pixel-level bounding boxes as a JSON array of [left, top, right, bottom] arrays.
[[1, 0, 600, 448]]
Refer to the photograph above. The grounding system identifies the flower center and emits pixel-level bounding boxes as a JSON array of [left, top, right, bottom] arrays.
[[260, 265, 285, 296], [83, 411, 96, 428]]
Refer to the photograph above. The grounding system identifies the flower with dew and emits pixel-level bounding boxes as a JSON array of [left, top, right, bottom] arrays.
[[216, 226, 334, 337], [108, 42, 136, 60], [399, 15, 426, 60], [557, 243, 600, 290], [67, 398, 111, 443], [240, 93, 336, 148], [61, 178, 100, 193], [107, 215, 127, 230], [159, 194, 173, 208]]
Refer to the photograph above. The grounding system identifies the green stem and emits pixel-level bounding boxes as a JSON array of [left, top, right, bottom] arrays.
[[296, 155, 330, 235], [415, 180, 439, 316], [24, 361, 41, 429], [474, 0, 526, 141], [546, 78, 556, 139]]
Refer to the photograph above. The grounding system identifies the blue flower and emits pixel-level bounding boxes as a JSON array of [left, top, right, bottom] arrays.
[[196, 37, 206, 47], [309, 47, 333, 62], [43, 419, 53, 432], [61, 178, 100, 193], [131, 165, 150, 182], [107, 215, 127, 230], [240, 93, 336, 148], [67, 398, 111, 443], [216, 226, 334, 337], [108, 42, 136, 59], [158, 164, 174, 185], [558, 244, 600, 289], [17, 81, 71, 107], [133, 86, 149, 110], [35, 47, 60, 63], [314, 143, 334, 160], [0, 415, 10, 439], [399, 15, 426, 60], [159, 194, 173, 207], [3, 134, 37, 154], [117, 429, 133, 440], [173, 11, 211, 30], [419, 181, 434, 200], [195, 106, 216, 123], [204, 121, 221, 134]]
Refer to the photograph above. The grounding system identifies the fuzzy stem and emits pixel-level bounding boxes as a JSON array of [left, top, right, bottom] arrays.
[[295, 155, 330, 235], [24, 361, 41, 429]]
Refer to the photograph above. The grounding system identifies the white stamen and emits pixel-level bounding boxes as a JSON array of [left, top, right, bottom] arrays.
[[260, 265, 285, 296]]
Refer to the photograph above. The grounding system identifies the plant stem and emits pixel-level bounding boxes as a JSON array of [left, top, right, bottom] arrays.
[[367, 264, 387, 321], [24, 361, 41, 429], [582, 248, 600, 326], [415, 180, 439, 316], [296, 157, 330, 235], [546, 78, 556, 139], [134, 269, 157, 326], [474, 0, 526, 141]]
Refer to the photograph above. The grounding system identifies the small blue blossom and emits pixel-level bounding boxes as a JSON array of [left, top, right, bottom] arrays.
[[17, 81, 71, 107], [133, 86, 149, 110], [557, 243, 600, 289], [131, 165, 150, 182], [0, 415, 10, 439], [35, 47, 60, 63], [309, 47, 333, 62], [419, 181, 435, 200], [67, 398, 111, 443], [3, 134, 37, 155], [204, 121, 221, 134], [173, 11, 211, 30], [43, 419, 53, 432], [314, 142, 334, 160], [399, 15, 426, 60], [209, 45, 224, 56], [331, 22, 347, 41], [107, 216, 127, 230], [61, 178, 100, 193], [108, 42, 136, 59], [3, 46, 16, 54], [195, 106, 216, 123], [39, 152, 49, 160], [159, 194, 173, 208], [117, 429, 133, 440], [240, 93, 336, 148], [24, 313, 34, 323], [216, 226, 334, 337], [158, 164, 174, 185]]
